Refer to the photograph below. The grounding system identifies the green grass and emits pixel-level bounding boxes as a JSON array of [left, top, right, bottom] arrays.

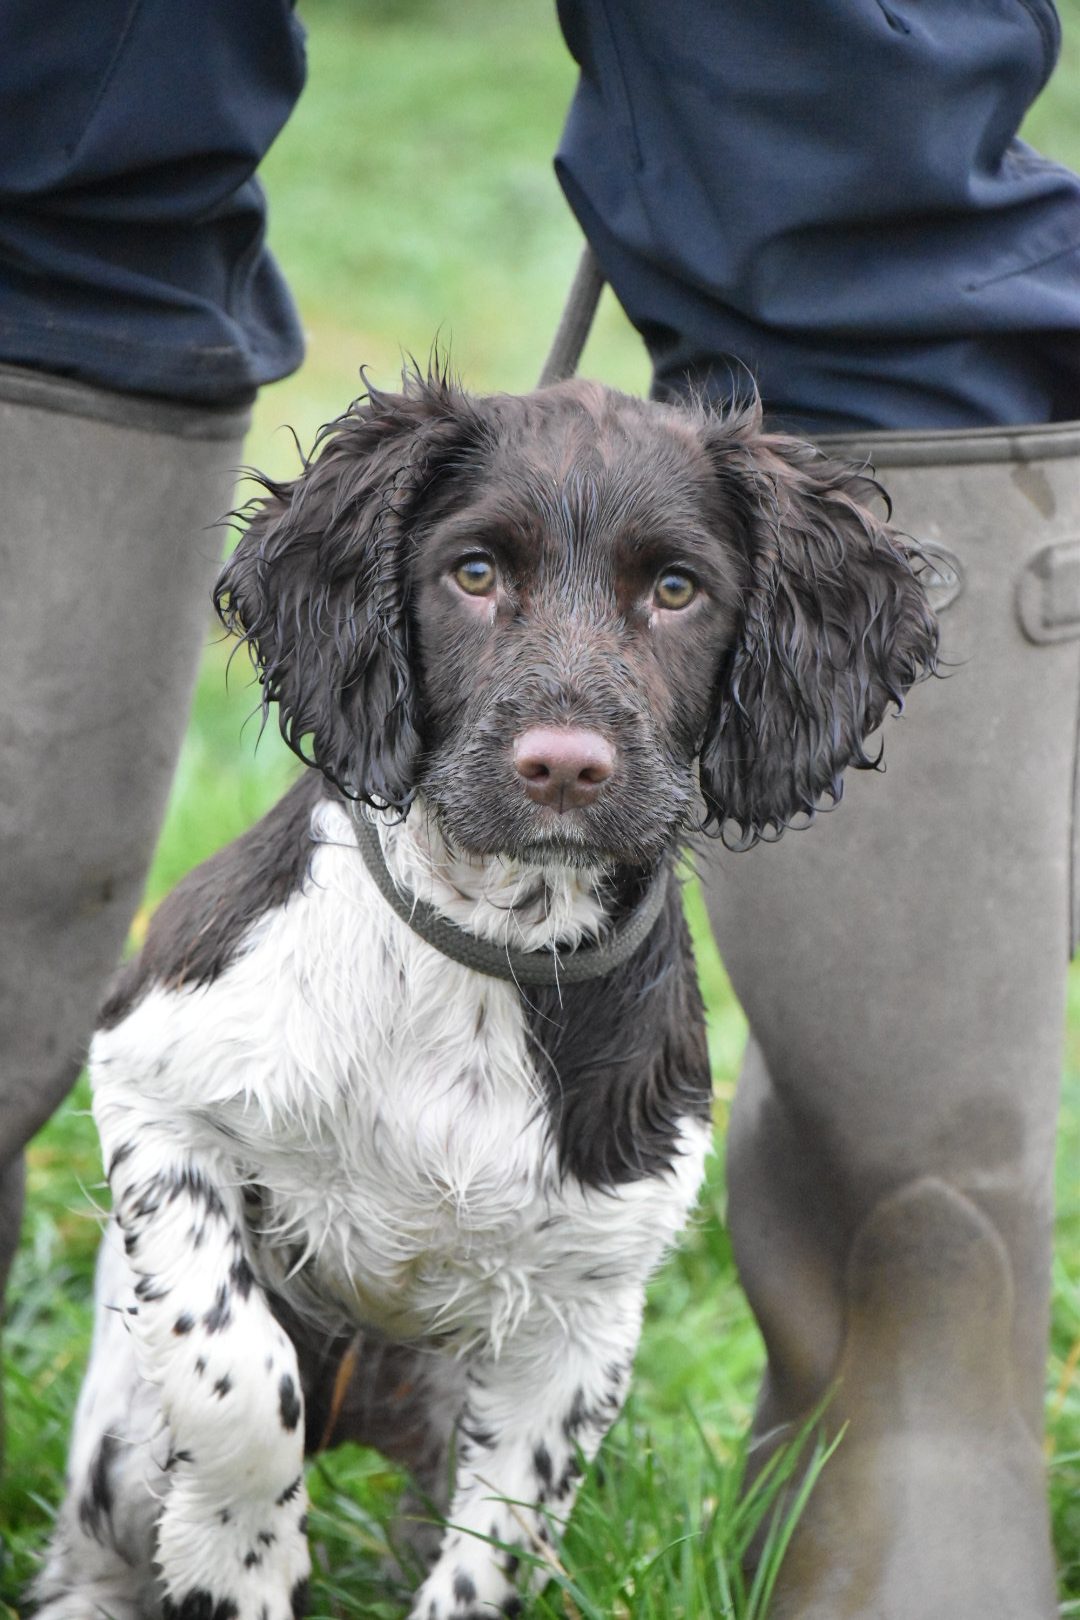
[[6, 1, 1080, 1613]]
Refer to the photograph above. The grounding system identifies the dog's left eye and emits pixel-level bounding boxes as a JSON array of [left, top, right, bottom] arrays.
[[653, 570, 697, 611], [453, 556, 497, 596]]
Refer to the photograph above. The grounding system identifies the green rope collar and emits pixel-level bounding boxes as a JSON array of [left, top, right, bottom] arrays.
[[349, 806, 669, 988]]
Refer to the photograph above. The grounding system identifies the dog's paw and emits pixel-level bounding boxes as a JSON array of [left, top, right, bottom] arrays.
[[157, 1475, 311, 1620], [408, 1540, 523, 1620], [33, 1592, 144, 1620], [161, 1580, 309, 1620]]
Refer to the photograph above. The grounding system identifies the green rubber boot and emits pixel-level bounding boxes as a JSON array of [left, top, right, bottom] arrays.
[[0, 365, 250, 1291], [700, 420, 1080, 1618]]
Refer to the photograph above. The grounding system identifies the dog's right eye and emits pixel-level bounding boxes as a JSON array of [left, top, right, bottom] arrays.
[[453, 556, 497, 596]]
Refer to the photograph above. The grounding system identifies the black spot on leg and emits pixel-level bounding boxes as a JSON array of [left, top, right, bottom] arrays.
[[556, 1455, 583, 1501], [163, 1167, 227, 1221], [276, 1474, 303, 1507], [135, 1273, 170, 1303], [213, 1374, 233, 1399], [278, 1373, 301, 1432], [502, 1600, 523, 1617], [123, 1230, 139, 1257], [174, 1312, 195, 1336], [453, 1572, 478, 1606], [290, 1577, 309, 1618], [503, 1553, 520, 1579], [297, 1514, 308, 1536], [533, 1442, 554, 1491], [258, 1528, 276, 1546], [108, 1140, 134, 1176], [162, 1594, 239, 1620], [195, 1356, 207, 1375], [77, 1432, 118, 1544], [203, 1283, 232, 1333], [564, 1387, 587, 1438], [229, 1253, 255, 1299], [460, 1418, 496, 1450], [130, 1176, 164, 1221], [243, 1550, 262, 1570]]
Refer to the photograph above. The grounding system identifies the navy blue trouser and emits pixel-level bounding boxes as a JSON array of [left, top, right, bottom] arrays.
[[1, 1, 1079, 428], [556, 0, 1080, 433], [0, 0, 305, 404]]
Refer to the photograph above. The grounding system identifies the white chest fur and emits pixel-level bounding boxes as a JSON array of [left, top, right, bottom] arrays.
[[91, 799, 708, 1354]]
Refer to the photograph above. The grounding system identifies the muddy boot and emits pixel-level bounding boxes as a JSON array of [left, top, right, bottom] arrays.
[[700, 419, 1080, 1618], [0, 364, 250, 1287]]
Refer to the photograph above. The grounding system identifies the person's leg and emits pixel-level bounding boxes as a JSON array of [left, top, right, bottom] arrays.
[[0, 0, 304, 404], [0, 366, 250, 1295], [555, 0, 1080, 434], [705, 424, 1079, 1616], [554, 2, 1080, 1611], [0, 0, 304, 1372]]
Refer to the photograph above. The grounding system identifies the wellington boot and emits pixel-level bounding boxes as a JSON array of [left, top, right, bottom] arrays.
[[0, 365, 250, 1283], [766, 1176, 1055, 1617], [700, 419, 1080, 1617]]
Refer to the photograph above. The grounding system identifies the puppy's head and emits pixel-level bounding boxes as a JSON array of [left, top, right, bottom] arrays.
[[218, 369, 937, 868]]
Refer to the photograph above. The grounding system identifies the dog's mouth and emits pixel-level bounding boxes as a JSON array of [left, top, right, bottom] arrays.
[[432, 805, 614, 868], [425, 780, 692, 873], [490, 817, 618, 870]]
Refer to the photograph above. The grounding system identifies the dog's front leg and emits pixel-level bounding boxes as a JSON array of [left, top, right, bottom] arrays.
[[410, 1289, 644, 1620], [99, 1103, 311, 1620]]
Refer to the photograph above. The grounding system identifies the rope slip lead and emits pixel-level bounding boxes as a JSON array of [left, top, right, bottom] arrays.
[[537, 243, 606, 389], [349, 804, 670, 989]]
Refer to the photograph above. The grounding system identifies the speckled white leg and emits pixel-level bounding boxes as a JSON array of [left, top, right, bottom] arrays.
[[34, 1226, 168, 1620], [410, 1290, 644, 1620], [96, 1107, 311, 1620]]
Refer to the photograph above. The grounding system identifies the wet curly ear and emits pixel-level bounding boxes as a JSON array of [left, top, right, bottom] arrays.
[[698, 398, 939, 846], [216, 368, 487, 809]]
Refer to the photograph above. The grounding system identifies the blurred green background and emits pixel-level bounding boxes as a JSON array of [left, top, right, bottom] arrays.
[[5, 3, 1080, 1615]]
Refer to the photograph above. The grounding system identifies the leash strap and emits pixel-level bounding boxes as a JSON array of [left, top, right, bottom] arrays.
[[349, 804, 669, 988], [537, 244, 606, 388]]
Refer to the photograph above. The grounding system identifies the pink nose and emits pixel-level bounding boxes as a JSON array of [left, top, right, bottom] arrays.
[[513, 726, 616, 811]]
